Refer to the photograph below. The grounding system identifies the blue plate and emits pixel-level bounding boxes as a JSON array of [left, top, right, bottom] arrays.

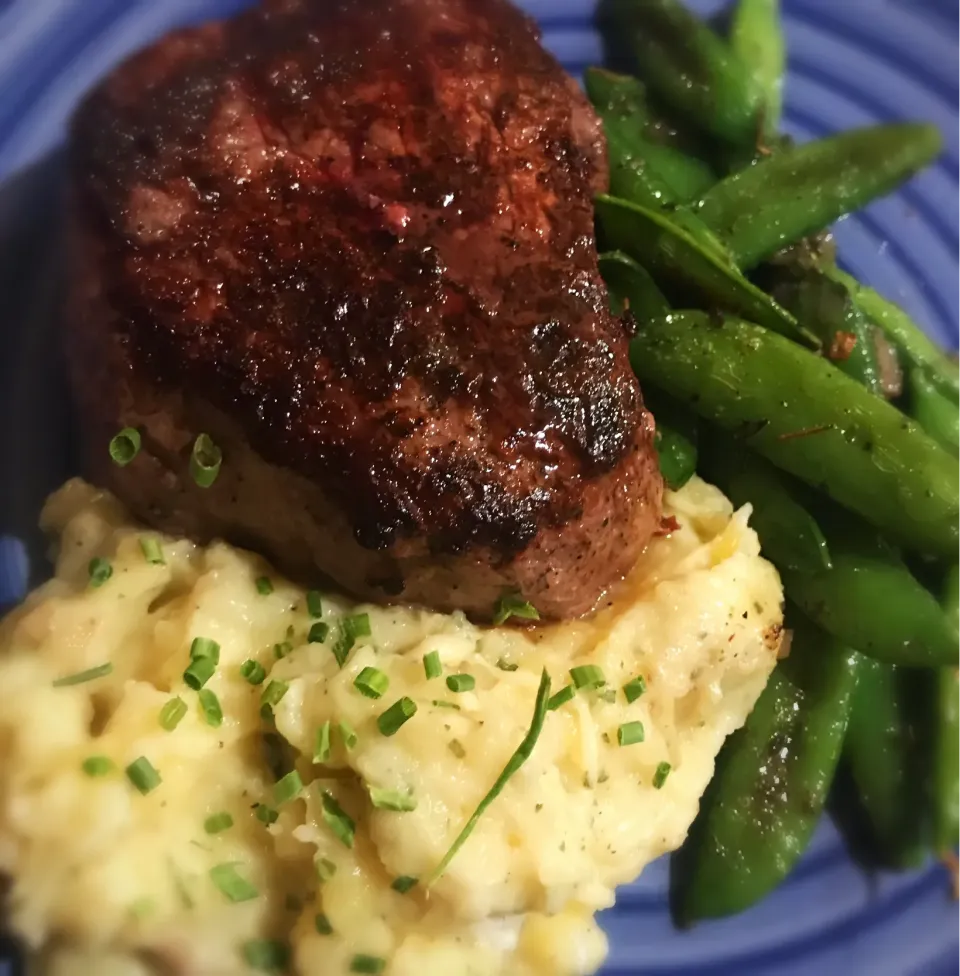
[[0, 2, 956, 974]]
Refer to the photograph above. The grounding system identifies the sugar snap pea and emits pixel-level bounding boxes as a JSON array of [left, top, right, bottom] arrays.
[[934, 567, 959, 855], [627, 311, 960, 558], [696, 123, 944, 269], [646, 389, 698, 491], [595, 194, 818, 346], [602, 0, 763, 147], [730, 0, 785, 140], [907, 367, 959, 455], [672, 614, 858, 923], [599, 250, 670, 321]]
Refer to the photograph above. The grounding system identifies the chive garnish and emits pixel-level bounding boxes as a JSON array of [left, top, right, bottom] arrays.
[[314, 721, 331, 763], [109, 427, 141, 466], [354, 667, 389, 699], [190, 433, 222, 488], [204, 812, 234, 834], [260, 681, 289, 715], [273, 770, 303, 807], [254, 803, 278, 825], [492, 591, 540, 626], [274, 641, 293, 660], [139, 537, 165, 565], [255, 576, 273, 596], [623, 675, 647, 703], [496, 658, 519, 672], [445, 673, 475, 693], [241, 939, 289, 972], [427, 669, 551, 884], [546, 684, 575, 711], [338, 721, 358, 750], [314, 913, 334, 935], [315, 857, 337, 882], [198, 689, 223, 727], [350, 956, 386, 974], [570, 665, 605, 689], [126, 756, 161, 795], [53, 662, 113, 687], [617, 721, 645, 747], [240, 659, 266, 685], [331, 613, 372, 668], [82, 755, 115, 777], [653, 761, 672, 789], [159, 696, 187, 731], [183, 656, 216, 690], [423, 651, 442, 680], [432, 700, 460, 710], [448, 739, 466, 759], [377, 697, 417, 737], [308, 621, 329, 644], [306, 590, 323, 618], [368, 786, 416, 812], [391, 876, 418, 894], [598, 688, 616, 703], [88, 558, 112, 589], [321, 791, 356, 848], [190, 637, 220, 662], [209, 863, 258, 902]]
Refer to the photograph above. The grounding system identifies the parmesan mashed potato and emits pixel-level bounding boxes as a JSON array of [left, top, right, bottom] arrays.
[[0, 477, 783, 976]]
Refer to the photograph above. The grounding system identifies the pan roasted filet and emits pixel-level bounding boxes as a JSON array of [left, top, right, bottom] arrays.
[[65, 0, 662, 620]]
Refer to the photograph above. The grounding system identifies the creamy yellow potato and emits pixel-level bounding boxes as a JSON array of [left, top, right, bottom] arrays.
[[0, 477, 783, 976]]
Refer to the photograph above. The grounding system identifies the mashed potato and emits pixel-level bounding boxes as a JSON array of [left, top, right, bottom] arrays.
[[0, 477, 782, 976]]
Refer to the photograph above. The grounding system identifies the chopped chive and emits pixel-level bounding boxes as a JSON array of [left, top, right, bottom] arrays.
[[109, 427, 141, 466], [320, 791, 356, 848], [254, 803, 278, 825], [423, 650, 442, 680], [190, 637, 220, 662], [240, 659, 266, 685], [391, 875, 418, 894], [570, 665, 605, 690], [241, 939, 289, 972], [255, 576, 274, 595], [492, 591, 540, 626], [338, 721, 358, 750], [306, 590, 323, 617], [274, 641, 293, 660], [617, 721, 645, 747], [314, 913, 334, 935], [159, 696, 187, 731], [432, 699, 460, 710], [546, 684, 575, 711], [315, 857, 337, 882], [368, 786, 416, 812], [209, 862, 258, 902], [139, 537, 165, 565], [496, 658, 519, 672], [331, 613, 372, 668], [445, 673, 475, 693], [314, 721, 331, 763], [82, 755, 115, 777], [448, 739, 466, 759], [183, 656, 216, 690], [53, 662, 113, 687], [190, 433, 222, 488], [88, 558, 113, 589], [273, 770, 303, 806], [623, 675, 647, 703], [427, 669, 550, 884], [354, 666, 389, 699], [653, 761, 672, 789], [350, 956, 386, 974], [203, 812, 234, 834], [126, 756, 161, 795], [198, 689, 223, 727], [260, 680, 289, 712], [377, 697, 417, 737], [597, 688, 617, 703], [308, 621, 329, 643]]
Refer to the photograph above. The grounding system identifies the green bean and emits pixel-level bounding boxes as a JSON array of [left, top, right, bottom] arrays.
[[843, 658, 929, 869], [699, 440, 831, 574], [730, 0, 785, 139], [599, 251, 671, 321], [906, 367, 959, 455], [602, 0, 763, 147], [595, 194, 818, 347], [627, 311, 960, 558], [696, 124, 944, 269], [934, 567, 959, 855], [672, 614, 858, 924], [646, 389, 698, 490]]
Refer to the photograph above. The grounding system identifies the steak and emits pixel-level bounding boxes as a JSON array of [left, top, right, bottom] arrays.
[[65, 0, 662, 620]]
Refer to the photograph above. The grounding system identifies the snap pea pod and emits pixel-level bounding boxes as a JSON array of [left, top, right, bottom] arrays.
[[627, 311, 960, 558], [595, 194, 818, 346], [934, 567, 959, 855], [599, 250, 670, 321], [699, 439, 831, 574], [646, 389, 699, 491], [672, 615, 859, 924], [843, 658, 929, 869], [828, 268, 959, 402], [696, 123, 944, 269], [585, 68, 716, 206], [602, 0, 763, 147], [730, 0, 785, 140], [907, 367, 960, 455]]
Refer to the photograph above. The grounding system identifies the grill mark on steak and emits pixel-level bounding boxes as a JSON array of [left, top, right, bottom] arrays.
[[66, 0, 662, 619]]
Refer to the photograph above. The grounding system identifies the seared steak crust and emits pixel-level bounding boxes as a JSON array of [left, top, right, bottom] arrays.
[[66, 0, 662, 619]]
